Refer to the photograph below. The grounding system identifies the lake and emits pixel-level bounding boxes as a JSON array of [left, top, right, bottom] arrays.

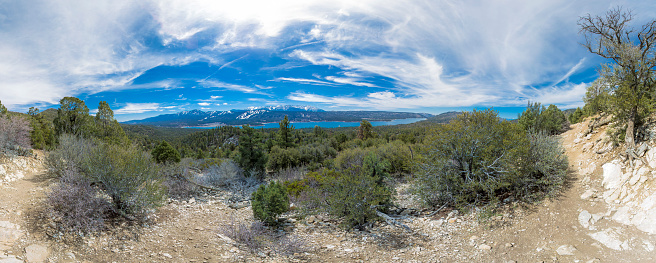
[[186, 118, 426, 129]]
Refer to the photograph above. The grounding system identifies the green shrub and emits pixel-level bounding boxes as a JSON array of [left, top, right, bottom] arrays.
[[296, 153, 393, 230], [266, 146, 300, 172], [326, 166, 392, 229], [83, 143, 166, 221], [414, 109, 569, 210], [45, 134, 95, 177], [251, 181, 289, 225], [333, 147, 367, 170], [513, 132, 570, 201], [151, 140, 181, 164], [374, 140, 413, 176], [518, 102, 568, 135], [414, 109, 527, 208]]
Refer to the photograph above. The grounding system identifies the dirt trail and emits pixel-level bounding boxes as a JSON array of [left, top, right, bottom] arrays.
[[1, 152, 49, 262], [470, 122, 656, 262]]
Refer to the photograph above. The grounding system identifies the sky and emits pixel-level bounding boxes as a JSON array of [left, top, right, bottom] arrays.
[[1, 0, 655, 121]]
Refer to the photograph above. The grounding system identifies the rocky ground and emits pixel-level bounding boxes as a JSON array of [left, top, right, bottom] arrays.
[[2, 120, 656, 262]]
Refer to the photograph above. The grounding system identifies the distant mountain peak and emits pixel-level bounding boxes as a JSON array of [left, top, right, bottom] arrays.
[[124, 105, 430, 127], [245, 105, 323, 112]]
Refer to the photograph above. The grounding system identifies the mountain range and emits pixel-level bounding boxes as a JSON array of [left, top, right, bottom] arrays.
[[123, 105, 433, 127]]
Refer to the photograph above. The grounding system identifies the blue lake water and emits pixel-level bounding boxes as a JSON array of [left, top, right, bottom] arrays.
[[186, 118, 426, 129]]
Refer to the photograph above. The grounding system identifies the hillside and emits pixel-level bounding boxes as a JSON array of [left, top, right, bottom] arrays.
[[3, 118, 656, 262], [125, 106, 432, 127]]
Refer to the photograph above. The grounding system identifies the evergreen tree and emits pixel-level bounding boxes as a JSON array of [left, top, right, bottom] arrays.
[[568, 107, 585, 124], [579, 7, 656, 150], [238, 125, 266, 177], [278, 115, 295, 148], [93, 101, 128, 144], [54, 97, 91, 137], [151, 140, 181, 164], [357, 120, 374, 140], [0, 100, 6, 115], [195, 149, 206, 159]]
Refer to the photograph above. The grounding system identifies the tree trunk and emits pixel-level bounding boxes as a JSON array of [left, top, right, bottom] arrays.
[[626, 107, 637, 150]]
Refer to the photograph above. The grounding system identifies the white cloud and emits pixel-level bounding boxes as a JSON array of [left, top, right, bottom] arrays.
[[198, 102, 210, 106], [3, 0, 652, 111], [210, 95, 222, 99], [276, 77, 337, 86], [325, 76, 377, 87], [114, 103, 162, 114]]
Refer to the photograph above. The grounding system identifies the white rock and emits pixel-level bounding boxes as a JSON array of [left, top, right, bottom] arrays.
[[589, 228, 625, 251], [478, 244, 492, 250], [556, 245, 577, 256], [0, 256, 23, 263], [646, 147, 656, 168], [578, 210, 592, 229], [630, 167, 649, 185], [643, 240, 654, 252], [635, 208, 656, 234], [612, 206, 633, 225], [602, 162, 623, 190], [580, 189, 596, 200], [162, 253, 172, 259], [25, 244, 49, 263]]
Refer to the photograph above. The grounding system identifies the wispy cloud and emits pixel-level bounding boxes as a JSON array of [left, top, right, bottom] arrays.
[[275, 77, 337, 86], [2, 0, 652, 113], [115, 103, 162, 114]]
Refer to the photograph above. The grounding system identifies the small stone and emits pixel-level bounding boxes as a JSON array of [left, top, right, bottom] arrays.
[[478, 244, 492, 250], [306, 215, 316, 223], [162, 253, 172, 259], [63, 252, 76, 260], [580, 189, 596, 200], [505, 243, 513, 248], [188, 198, 195, 204], [469, 235, 479, 240], [579, 210, 592, 229], [448, 218, 457, 223], [556, 245, 577, 256]]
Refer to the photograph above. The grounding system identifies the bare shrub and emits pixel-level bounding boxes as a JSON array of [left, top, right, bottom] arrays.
[[219, 218, 309, 256], [0, 116, 32, 156], [38, 168, 112, 241], [272, 166, 307, 183], [219, 220, 268, 252], [198, 159, 243, 187], [271, 234, 309, 256], [160, 161, 200, 199]]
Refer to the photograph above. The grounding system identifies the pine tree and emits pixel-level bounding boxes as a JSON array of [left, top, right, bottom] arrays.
[[151, 140, 181, 164], [357, 120, 374, 140], [278, 115, 295, 148], [238, 125, 267, 177]]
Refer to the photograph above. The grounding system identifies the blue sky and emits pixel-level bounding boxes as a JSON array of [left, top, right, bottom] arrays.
[[1, 0, 655, 121]]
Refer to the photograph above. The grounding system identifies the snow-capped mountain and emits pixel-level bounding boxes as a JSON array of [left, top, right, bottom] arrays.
[[124, 105, 431, 127]]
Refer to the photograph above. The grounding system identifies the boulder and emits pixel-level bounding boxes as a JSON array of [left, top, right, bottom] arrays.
[[602, 162, 623, 190], [646, 147, 656, 168]]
